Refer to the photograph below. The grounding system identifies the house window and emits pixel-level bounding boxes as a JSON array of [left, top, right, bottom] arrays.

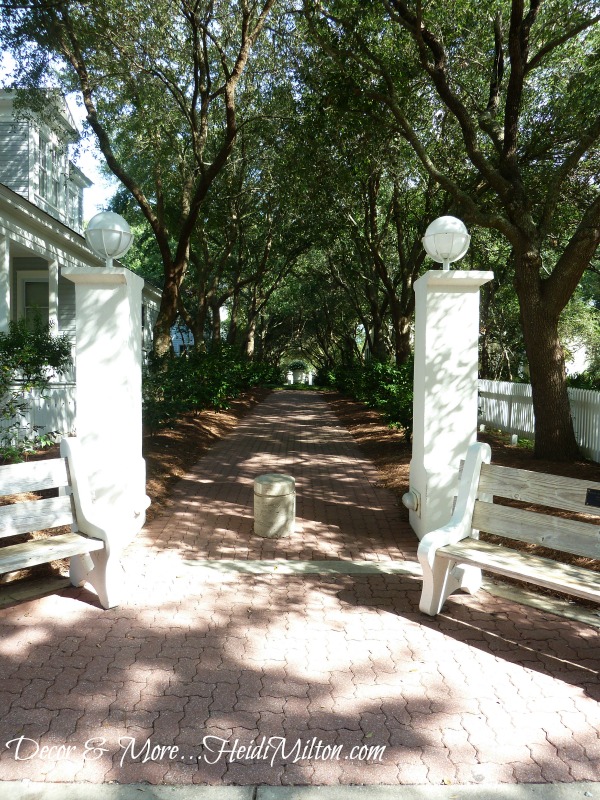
[[38, 134, 60, 208], [67, 184, 82, 230], [39, 134, 48, 199], [17, 272, 50, 327]]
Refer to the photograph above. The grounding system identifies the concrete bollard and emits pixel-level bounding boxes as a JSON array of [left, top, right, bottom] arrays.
[[254, 473, 295, 538]]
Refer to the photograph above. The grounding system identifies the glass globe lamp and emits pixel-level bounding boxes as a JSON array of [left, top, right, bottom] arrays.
[[85, 212, 134, 268], [422, 216, 470, 270]]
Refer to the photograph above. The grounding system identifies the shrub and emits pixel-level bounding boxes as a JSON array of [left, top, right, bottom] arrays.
[[143, 344, 281, 431], [330, 357, 414, 440], [0, 318, 72, 462], [567, 371, 600, 391]]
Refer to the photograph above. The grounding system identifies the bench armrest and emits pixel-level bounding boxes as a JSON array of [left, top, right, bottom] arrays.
[[418, 441, 491, 567], [60, 437, 110, 543], [417, 441, 491, 615]]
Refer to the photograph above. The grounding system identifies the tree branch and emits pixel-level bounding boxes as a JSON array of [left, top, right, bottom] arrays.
[[526, 12, 600, 74], [544, 192, 600, 316], [539, 113, 600, 238], [385, 0, 513, 199]]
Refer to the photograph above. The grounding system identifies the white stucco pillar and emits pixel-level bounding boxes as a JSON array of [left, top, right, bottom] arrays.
[[62, 266, 149, 536], [0, 236, 10, 332], [405, 270, 493, 540]]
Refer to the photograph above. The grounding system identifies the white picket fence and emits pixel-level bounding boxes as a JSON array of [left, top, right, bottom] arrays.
[[478, 379, 600, 463], [1, 382, 76, 443]]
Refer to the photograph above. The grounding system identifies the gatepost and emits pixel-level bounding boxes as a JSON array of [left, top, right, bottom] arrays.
[[403, 270, 493, 541], [62, 265, 149, 543]]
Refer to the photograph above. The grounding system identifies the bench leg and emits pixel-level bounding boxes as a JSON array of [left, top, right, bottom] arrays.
[[70, 549, 122, 609], [69, 552, 95, 589], [453, 564, 482, 596], [419, 555, 483, 616], [419, 556, 462, 616]]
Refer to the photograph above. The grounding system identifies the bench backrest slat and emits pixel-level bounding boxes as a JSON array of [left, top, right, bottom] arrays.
[[472, 499, 600, 560], [0, 458, 70, 496], [478, 463, 600, 518], [0, 496, 75, 538]]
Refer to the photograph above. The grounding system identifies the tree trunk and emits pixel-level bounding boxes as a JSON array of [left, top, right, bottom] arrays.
[[153, 281, 178, 357], [394, 315, 412, 366], [192, 298, 209, 352], [227, 292, 240, 346], [515, 253, 579, 461], [368, 305, 389, 362], [246, 316, 257, 358], [479, 283, 494, 380], [210, 301, 221, 346]]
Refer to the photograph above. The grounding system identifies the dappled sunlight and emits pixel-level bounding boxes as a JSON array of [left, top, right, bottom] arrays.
[[136, 392, 415, 566], [0, 566, 598, 786], [0, 623, 49, 655], [0, 391, 598, 787]]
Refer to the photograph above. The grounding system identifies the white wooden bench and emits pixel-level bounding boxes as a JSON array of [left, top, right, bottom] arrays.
[[418, 441, 600, 616], [0, 437, 123, 609]]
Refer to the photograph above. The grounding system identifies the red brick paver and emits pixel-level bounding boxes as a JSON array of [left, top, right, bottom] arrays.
[[0, 390, 598, 787]]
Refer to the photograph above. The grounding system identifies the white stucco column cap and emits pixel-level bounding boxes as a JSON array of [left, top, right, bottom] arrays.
[[61, 265, 144, 290], [415, 270, 494, 291]]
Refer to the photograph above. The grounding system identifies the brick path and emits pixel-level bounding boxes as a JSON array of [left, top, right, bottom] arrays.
[[0, 390, 598, 787]]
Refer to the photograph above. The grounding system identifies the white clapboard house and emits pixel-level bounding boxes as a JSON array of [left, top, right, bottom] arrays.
[[0, 89, 161, 441]]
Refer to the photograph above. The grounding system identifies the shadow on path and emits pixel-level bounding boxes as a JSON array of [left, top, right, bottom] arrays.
[[0, 391, 598, 787]]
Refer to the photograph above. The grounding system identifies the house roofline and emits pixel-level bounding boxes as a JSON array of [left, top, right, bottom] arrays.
[[0, 180, 102, 263], [0, 181, 161, 299], [69, 161, 94, 188], [0, 89, 78, 139]]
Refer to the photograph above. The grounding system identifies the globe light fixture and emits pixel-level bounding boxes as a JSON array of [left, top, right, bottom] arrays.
[[422, 215, 470, 271], [85, 211, 134, 268]]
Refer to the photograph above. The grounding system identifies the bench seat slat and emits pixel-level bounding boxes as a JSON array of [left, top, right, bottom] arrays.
[[478, 463, 600, 517], [0, 496, 74, 538], [472, 500, 600, 560], [438, 538, 600, 603], [0, 532, 104, 573], [0, 438, 117, 610], [0, 458, 69, 495]]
